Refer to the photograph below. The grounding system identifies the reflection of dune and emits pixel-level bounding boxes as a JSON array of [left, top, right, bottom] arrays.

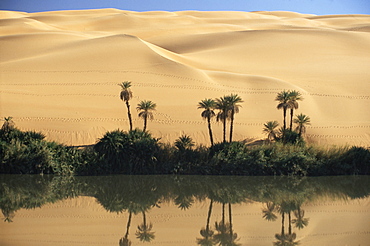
[[1, 9, 369, 146]]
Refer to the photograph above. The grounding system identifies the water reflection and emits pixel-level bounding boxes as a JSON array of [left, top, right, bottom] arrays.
[[0, 175, 369, 245]]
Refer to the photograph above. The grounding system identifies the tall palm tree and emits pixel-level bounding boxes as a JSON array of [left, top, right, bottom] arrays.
[[293, 114, 311, 137], [135, 211, 155, 242], [215, 97, 229, 143], [225, 94, 243, 142], [136, 100, 156, 132], [263, 121, 280, 142], [288, 91, 303, 130], [119, 81, 133, 131], [275, 90, 292, 131], [198, 99, 216, 146]]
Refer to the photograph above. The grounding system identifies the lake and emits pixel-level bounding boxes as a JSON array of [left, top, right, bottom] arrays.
[[0, 175, 369, 246]]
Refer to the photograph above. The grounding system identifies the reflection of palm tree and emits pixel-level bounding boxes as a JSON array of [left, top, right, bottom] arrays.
[[213, 203, 241, 246], [262, 202, 278, 221], [274, 232, 300, 246], [119, 211, 132, 246], [174, 194, 194, 210], [2, 209, 15, 223], [292, 208, 309, 230], [135, 211, 155, 242], [197, 199, 215, 246]]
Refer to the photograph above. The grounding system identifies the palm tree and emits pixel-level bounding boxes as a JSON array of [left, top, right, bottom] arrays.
[[198, 99, 216, 146], [288, 91, 303, 130], [225, 94, 243, 142], [174, 135, 195, 151], [293, 114, 311, 137], [136, 100, 156, 132], [135, 211, 155, 242], [263, 121, 280, 142], [215, 97, 229, 143], [276, 90, 292, 131], [119, 81, 133, 131]]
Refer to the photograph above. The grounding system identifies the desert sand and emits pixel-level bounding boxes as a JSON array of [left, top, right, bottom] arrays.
[[1, 9, 369, 146]]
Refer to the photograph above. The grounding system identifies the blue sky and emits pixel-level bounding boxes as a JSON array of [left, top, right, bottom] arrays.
[[1, 0, 369, 15]]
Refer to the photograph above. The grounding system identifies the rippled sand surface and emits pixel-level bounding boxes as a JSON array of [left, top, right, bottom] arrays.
[[1, 9, 370, 146]]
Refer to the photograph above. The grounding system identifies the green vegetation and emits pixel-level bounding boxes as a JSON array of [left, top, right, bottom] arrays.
[[1, 122, 368, 175], [1, 85, 368, 176]]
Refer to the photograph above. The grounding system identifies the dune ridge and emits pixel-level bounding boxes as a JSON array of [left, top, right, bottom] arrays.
[[1, 9, 369, 146]]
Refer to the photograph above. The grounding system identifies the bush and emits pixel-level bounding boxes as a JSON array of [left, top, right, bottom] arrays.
[[93, 129, 160, 174]]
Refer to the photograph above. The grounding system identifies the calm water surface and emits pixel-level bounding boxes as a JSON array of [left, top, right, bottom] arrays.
[[0, 175, 369, 246]]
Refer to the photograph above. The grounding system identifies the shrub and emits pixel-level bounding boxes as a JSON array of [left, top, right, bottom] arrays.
[[93, 129, 160, 174]]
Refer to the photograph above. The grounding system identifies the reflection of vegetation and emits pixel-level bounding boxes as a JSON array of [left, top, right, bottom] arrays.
[[1, 175, 368, 232]]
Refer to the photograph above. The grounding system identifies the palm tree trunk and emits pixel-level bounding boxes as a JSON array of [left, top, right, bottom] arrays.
[[289, 108, 294, 130], [125, 211, 132, 239], [229, 111, 234, 142], [228, 203, 233, 239], [143, 115, 147, 132], [281, 212, 285, 235], [207, 117, 214, 146], [288, 211, 292, 235], [222, 117, 227, 143], [142, 211, 147, 228], [126, 101, 133, 131], [283, 108, 287, 130], [222, 203, 225, 225], [206, 199, 213, 232]]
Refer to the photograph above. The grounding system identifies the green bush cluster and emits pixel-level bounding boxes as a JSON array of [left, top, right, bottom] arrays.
[[0, 127, 91, 175], [1, 127, 369, 176]]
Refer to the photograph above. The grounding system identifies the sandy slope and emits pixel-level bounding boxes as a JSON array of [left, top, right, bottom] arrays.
[[1, 9, 369, 146]]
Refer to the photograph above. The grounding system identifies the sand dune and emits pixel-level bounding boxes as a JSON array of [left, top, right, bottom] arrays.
[[1, 9, 369, 146]]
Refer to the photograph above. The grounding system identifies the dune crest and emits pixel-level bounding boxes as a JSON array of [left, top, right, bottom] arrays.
[[1, 9, 369, 146]]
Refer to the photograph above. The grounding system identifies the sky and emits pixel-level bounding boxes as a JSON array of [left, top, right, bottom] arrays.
[[0, 0, 369, 15]]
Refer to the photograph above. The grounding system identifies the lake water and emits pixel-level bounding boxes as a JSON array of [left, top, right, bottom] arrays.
[[0, 175, 369, 246]]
